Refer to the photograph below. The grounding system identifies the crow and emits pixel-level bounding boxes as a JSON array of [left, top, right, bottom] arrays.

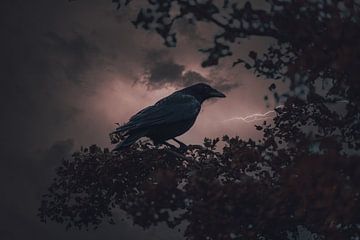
[[110, 83, 226, 151]]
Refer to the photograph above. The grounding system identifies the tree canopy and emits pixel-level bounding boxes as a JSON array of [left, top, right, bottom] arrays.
[[39, 1, 360, 239]]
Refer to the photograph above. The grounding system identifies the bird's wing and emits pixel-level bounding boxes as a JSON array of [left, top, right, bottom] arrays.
[[116, 93, 201, 133]]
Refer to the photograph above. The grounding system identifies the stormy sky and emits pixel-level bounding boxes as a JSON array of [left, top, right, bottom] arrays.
[[1, 0, 280, 239]]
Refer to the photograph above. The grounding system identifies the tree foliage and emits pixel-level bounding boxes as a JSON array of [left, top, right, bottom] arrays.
[[39, 136, 360, 239], [39, 0, 360, 239]]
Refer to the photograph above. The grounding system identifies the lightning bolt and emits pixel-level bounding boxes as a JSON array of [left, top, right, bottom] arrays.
[[223, 105, 284, 123], [223, 99, 349, 123]]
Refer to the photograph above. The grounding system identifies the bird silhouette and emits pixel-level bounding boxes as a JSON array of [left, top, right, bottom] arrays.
[[110, 83, 226, 151]]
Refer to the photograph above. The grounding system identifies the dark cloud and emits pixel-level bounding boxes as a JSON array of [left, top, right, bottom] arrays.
[[146, 60, 186, 87], [141, 60, 207, 89], [141, 58, 239, 92], [140, 50, 239, 91], [182, 70, 210, 85], [141, 50, 185, 88], [44, 32, 99, 83]]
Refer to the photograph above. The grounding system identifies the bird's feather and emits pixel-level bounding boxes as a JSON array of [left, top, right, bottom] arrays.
[[114, 93, 201, 133]]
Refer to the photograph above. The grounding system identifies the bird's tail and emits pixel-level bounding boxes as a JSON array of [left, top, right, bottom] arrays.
[[110, 129, 144, 152]]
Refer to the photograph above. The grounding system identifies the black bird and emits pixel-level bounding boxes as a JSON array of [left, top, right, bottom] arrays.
[[110, 83, 226, 151]]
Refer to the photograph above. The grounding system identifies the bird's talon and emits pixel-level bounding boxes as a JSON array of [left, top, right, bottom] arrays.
[[178, 144, 188, 153]]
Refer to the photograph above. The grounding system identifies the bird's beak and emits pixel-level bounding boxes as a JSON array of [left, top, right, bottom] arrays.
[[210, 89, 226, 98]]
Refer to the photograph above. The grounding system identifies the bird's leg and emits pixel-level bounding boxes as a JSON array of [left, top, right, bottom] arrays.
[[162, 141, 187, 154], [159, 141, 192, 161], [172, 138, 188, 153], [162, 141, 178, 150]]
